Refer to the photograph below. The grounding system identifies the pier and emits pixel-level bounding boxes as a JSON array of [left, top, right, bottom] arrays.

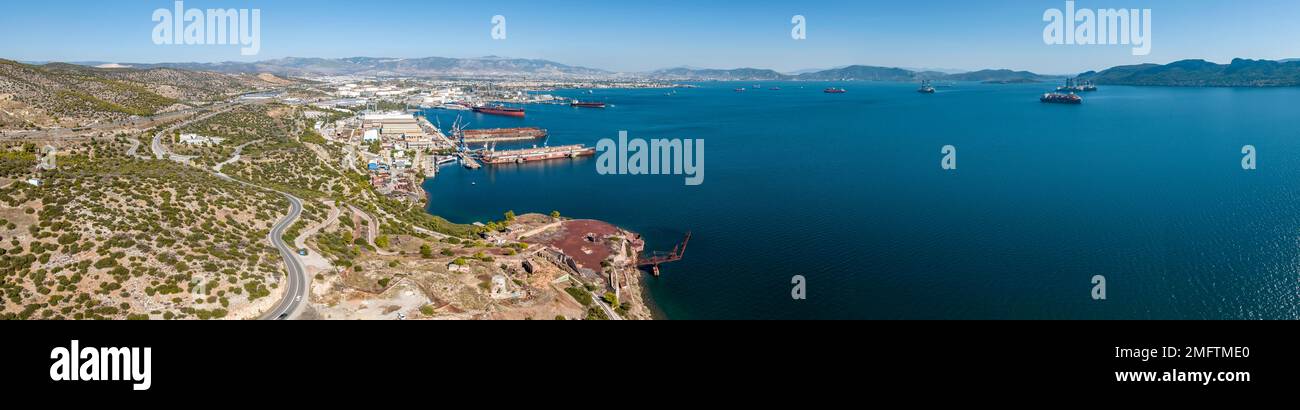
[[458, 153, 481, 169], [638, 232, 691, 277]]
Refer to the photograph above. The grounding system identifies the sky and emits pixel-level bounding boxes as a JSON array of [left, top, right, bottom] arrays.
[[2, 0, 1298, 74]]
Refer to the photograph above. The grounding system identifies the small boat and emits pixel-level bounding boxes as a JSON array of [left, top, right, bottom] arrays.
[[571, 101, 607, 108], [769, 87, 782, 91], [735, 88, 746, 92], [824, 87, 847, 94]]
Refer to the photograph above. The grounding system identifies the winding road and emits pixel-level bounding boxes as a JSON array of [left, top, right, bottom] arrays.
[[260, 193, 307, 320]]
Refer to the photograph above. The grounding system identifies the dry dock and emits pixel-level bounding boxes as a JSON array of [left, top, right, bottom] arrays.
[[481, 145, 595, 165], [459, 127, 548, 143]]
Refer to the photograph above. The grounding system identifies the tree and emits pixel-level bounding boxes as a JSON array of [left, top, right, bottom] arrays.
[[603, 291, 620, 309], [375, 235, 390, 249], [504, 210, 516, 222], [550, 210, 561, 219], [419, 244, 433, 258]]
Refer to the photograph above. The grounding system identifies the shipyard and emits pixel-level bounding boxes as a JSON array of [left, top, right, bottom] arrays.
[[295, 75, 690, 320]]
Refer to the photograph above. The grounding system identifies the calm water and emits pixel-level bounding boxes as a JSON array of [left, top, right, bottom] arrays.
[[421, 82, 1300, 319]]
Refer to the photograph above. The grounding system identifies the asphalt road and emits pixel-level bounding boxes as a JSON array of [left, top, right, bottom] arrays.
[[260, 193, 307, 320]]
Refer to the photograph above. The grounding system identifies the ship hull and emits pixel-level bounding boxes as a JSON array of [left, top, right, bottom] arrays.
[[481, 146, 596, 164], [473, 107, 526, 118]]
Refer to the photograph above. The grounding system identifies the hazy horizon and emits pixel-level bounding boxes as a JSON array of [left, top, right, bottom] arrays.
[[3, 0, 1299, 74]]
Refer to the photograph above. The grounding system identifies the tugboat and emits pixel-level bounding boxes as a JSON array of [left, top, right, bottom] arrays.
[[917, 80, 936, 94], [1040, 92, 1083, 104], [823, 87, 847, 94]]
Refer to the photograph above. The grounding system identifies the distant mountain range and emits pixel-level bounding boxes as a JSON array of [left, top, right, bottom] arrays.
[[650, 64, 1054, 83], [116, 56, 613, 78], [55, 56, 1053, 83], [39, 56, 1300, 87], [1078, 58, 1300, 87]]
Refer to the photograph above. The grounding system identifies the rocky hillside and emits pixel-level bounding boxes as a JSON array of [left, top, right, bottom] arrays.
[[1077, 59, 1300, 87], [0, 59, 291, 129]]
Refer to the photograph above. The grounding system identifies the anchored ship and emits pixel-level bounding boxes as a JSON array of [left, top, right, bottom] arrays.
[[917, 80, 936, 94], [571, 101, 607, 108], [1056, 78, 1098, 93], [1040, 92, 1083, 104], [472, 104, 526, 118]]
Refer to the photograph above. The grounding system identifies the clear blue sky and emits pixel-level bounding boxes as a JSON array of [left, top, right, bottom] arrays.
[[2, 0, 1298, 74]]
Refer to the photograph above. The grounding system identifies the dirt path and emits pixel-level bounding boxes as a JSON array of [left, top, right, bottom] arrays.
[[295, 201, 341, 250], [348, 205, 397, 256], [213, 139, 262, 173]]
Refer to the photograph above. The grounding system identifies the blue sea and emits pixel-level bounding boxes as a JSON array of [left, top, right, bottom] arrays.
[[420, 82, 1300, 319]]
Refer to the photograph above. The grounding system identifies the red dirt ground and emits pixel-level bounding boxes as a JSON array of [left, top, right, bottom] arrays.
[[532, 220, 620, 271]]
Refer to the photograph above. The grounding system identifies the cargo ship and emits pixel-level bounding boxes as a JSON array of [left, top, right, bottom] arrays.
[[1040, 92, 1082, 104], [480, 144, 596, 165], [1056, 78, 1098, 93], [571, 101, 607, 108], [824, 87, 847, 94], [458, 127, 548, 143], [472, 104, 526, 118]]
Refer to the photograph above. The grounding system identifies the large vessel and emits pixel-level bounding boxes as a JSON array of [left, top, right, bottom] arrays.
[[917, 80, 936, 94], [458, 127, 548, 143], [1056, 78, 1098, 93], [472, 104, 526, 118], [824, 87, 847, 94], [1040, 92, 1082, 104], [480, 144, 596, 164], [570, 101, 607, 108]]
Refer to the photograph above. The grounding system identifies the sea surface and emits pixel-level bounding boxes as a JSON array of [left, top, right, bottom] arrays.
[[419, 81, 1300, 319]]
